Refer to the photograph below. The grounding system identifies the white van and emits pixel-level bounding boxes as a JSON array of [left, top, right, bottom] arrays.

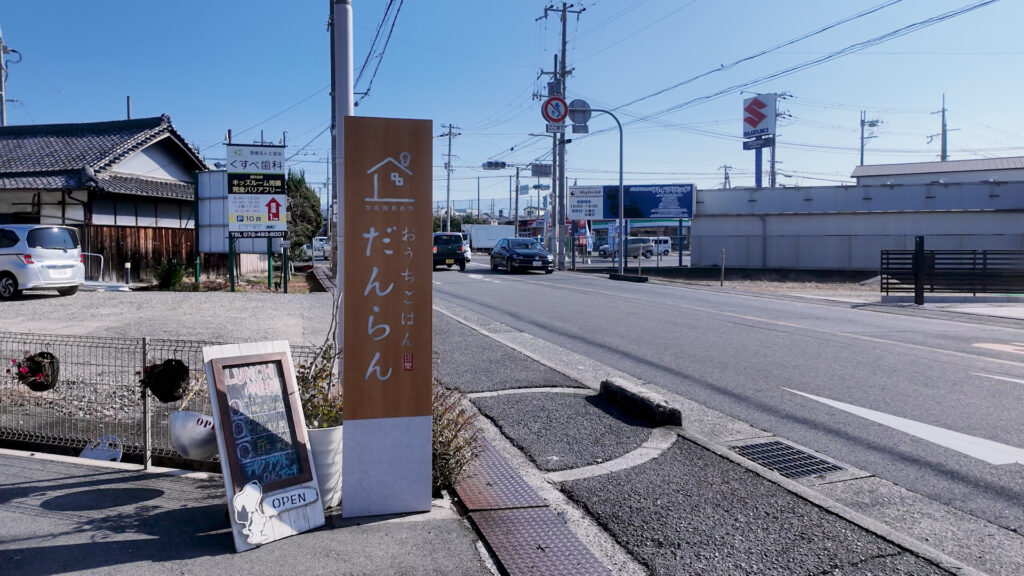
[[312, 236, 330, 260], [651, 237, 671, 256], [0, 224, 85, 299]]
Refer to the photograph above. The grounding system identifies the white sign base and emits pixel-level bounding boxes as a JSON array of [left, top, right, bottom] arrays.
[[342, 415, 432, 518]]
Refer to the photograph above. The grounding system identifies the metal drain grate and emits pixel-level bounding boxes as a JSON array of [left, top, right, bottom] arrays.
[[732, 440, 844, 479]]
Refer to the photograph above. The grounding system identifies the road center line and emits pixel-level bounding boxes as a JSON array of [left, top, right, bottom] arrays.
[[784, 388, 1024, 466]]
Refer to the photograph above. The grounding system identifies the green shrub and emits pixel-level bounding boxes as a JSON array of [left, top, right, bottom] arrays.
[[154, 258, 187, 290]]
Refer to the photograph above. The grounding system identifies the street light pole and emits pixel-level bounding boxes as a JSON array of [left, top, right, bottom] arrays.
[[580, 108, 623, 274]]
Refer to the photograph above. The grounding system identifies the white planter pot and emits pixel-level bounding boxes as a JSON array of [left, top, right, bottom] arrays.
[[307, 425, 343, 510], [168, 411, 218, 460]]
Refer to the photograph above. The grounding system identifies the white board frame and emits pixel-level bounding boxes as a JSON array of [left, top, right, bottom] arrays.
[[203, 340, 325, 552]]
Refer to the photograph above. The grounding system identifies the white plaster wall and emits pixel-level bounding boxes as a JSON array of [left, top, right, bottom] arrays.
[[111, 136, 194, 182]]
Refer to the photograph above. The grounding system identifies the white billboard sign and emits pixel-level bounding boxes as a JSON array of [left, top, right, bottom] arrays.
[[742, 93, 777, 139], [226, 144, 285, 174], [568, 186, 604, 220]]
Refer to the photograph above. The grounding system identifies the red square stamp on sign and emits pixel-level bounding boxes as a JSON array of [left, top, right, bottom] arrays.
[[403, 354, 413, 371]]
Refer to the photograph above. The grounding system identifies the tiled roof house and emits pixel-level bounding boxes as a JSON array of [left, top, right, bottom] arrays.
[[0, 115, 209, 280]]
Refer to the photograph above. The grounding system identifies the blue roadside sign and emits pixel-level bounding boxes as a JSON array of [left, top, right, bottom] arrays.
[[602, 184, 694, 220]]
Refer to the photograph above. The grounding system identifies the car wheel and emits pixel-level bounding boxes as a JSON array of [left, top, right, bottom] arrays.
[[57, 286, 79, 296], [505, 259, 513, 274], [458, 261, 466, 272], [0, 273, 21, 300], [545, 269, 554, 274], [490, 259, 497, 271]]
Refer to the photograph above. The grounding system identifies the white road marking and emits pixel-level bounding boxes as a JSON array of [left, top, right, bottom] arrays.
[[545, 427, 678, 483], [465, 273, 499, 283], [972, 372, 1024, 386], [973, 342, 1024, 355], [784, 388, 1024, 466]]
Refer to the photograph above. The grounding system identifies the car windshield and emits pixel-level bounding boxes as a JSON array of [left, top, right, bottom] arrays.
[[510, 240, 542, 250], [434, 234, 463, 245], [27, 227, 79, 250]]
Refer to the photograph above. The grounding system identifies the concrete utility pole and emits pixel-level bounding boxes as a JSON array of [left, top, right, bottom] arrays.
[[331, 0, 353, 368], [539, 3, 584, 270], [929, 94, 958, 162], [0, 25, 22, 127], [719, 165, 733, 189], [859, 110, 882, 166], [439, 124, 461, 232]]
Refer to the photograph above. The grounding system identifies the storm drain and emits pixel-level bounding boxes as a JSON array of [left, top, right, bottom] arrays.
[[732, 440, 844, 479]]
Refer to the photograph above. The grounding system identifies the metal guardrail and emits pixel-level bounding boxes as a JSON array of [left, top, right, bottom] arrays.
[[0, 331, 322, 467], [881, 249, 1024, 296]]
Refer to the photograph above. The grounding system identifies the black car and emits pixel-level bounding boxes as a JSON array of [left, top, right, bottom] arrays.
[[433, 232, 468, 271], [490, 237, 554, 274]]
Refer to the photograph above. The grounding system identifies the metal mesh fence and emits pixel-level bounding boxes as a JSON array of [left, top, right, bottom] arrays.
[[0, 331, 143, 453], [0, 332, 333, 466]]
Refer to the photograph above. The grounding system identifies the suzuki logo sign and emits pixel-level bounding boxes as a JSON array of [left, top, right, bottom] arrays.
[[742, 93, 776, 139]]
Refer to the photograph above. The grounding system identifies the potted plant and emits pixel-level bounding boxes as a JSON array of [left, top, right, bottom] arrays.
[[297, 340, 344, 510], [8, 351, 59, 392], [139, 358, 190, 403]]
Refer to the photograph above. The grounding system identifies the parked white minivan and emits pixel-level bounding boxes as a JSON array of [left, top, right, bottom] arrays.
[[0, 224, 85, 300], [651, 236, 671, 256]]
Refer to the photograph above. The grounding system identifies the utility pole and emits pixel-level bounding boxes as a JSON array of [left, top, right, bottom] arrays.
[[514, 166, 521, 236], [439, 124, 460, 232], [476, 177, 480, 222], [0, 26, 22, 127], [539, 3, 584, 269], [928, 94, 957, 161], [718, 165, 732, 189], [859, 110, 882, 166]]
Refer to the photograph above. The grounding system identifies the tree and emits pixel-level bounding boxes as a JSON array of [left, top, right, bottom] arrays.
[[286, 169, 324, 261]]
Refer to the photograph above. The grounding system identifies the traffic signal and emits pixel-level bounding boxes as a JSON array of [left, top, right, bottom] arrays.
[[481, 161, 508, 170]]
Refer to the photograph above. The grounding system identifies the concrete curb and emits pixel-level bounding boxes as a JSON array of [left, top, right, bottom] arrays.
[[598, 377, 682, 427], [608, 273, 648, 283]]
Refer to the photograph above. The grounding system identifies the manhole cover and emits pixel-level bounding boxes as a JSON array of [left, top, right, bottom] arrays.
[[732, 440, 843, 479]]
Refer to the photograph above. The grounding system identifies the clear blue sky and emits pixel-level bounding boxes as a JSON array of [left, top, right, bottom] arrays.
[[2, 1, 1020, 214]]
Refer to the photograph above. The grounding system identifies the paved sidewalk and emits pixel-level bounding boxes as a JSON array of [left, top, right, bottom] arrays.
[[0, 450, 490, 576]]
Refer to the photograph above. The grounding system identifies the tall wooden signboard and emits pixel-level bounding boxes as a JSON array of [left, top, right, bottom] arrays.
[[342, 116, 433, 517], [203, 340, 325, 552]]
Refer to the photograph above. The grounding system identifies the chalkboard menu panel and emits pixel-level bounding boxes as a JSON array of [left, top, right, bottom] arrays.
[[211, 353, 312, 494]]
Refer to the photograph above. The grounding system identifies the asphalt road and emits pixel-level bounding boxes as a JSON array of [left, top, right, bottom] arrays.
[[433, 260, 1024, 538]]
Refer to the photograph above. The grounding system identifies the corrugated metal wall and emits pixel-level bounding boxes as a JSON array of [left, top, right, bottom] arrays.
[[692, 181, 1024, 270]]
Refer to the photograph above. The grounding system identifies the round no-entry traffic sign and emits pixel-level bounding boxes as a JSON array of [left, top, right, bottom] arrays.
[[542, 96, 568, 123]]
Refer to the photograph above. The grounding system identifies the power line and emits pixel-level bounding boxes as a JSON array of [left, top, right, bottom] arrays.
[[584, 0, 1000, 140], [355, 0, 405, 106], [612, 0, 905, 111], [200, 84, 329, 152]]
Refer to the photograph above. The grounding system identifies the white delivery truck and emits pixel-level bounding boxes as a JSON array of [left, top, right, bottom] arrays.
[[462, 224, 514, 253]]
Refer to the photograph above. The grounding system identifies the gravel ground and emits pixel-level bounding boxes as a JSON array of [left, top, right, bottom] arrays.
[[0, 290, 336, 344], [663, 277, 880, 300]]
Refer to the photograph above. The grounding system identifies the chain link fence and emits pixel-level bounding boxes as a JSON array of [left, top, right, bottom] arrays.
[[0, 331, 322, 467]]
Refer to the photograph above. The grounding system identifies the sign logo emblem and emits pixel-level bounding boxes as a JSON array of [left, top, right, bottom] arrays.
[[744, 98, 767, 128]]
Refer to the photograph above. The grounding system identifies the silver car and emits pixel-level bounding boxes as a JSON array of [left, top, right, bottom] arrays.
[[0, 225, 85, 299]]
